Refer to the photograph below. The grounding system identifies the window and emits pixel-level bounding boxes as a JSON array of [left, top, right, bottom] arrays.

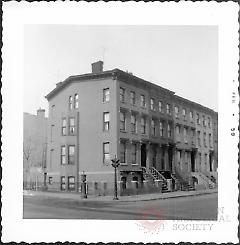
[[130, 91, 136, 105], [141, 117, 146, 134], [62, 118, 67, 136], [48, 177, 53, 185], [103, 112, 110, 131], [151, 119, 156, 136], [150, 98, 155, 110], [61, 146, 66, 165], [203, 132, 207, 146], [185, 152, 188, 163], [132, 176, 139, 188], [50, 149, 54, 170], [68, 145, 75, 164], [121, 176, 127, 189], [131, 114, 137, 133], [68, 176, 75, 191], [190, 111, 193, 122], [177, 151, 181, 165], [167, 123, 172, 138], [69, 118, 75, 135], [176, 125, 180, 135], [183, 127, 188, 143], [69, 96, 73, 110], [203, 115, 206, 127], [166, 104, 171, 115], [159, 121, 164, 137], [205, 154, 207, 166], [60, 176, 66, 190], [140, 94, 146, 107], [120, 87, 125, 102], [208, 117, 211, 128], [159, 101, 163, 112], [182, 108, 186, 118], [176, 125, 180, 142], [103, 88, 110, 102], [152, 147, 157, 166], [120, 111, 126, 131], [74, 94, 79, 109], [197, 131, 201, 146], [175, 106, 179, 118], [120, 141, 126, 164], [196, 113, 200, 124], [103, 142, 110, 164], [199, 153, 202, 166], [209, 133, 212, 147], [51, 105, 55, 118], [131, 143, 137, 165], [50, 125, 54, 142], [191, 128, 195, 143]]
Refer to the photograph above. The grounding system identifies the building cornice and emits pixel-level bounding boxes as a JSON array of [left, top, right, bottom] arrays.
[[45, 68, 217, 116], [174, 95, 217, 115], [45, 70, 117, 101]]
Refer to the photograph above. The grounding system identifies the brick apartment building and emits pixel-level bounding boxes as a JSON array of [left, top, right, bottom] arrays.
[[45, 61, 218, 193], [23, 109, 48, 189]]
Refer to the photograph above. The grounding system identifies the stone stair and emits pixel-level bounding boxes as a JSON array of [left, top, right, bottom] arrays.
[[194, 172, 216, 189], [149, 167, 168, 192], [172, 171, 195, 191], [141, 167, 168, 192]]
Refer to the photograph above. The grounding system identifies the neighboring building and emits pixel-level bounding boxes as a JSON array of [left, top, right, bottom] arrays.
[[173, 96, 217, 189], [23, 108, 48, 189], [45, 61, 218, 193], [212, 111, 218, 180]]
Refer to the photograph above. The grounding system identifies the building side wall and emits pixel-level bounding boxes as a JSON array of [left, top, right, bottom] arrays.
[[46, 78, 118, 191], [23, 112, 48, 187]]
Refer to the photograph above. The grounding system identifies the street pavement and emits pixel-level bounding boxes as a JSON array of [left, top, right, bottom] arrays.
[[23, 190, 218, 220]]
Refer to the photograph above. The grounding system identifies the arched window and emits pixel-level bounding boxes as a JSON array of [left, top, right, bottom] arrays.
[[132, 176, 139, 189], [74, 94, 79, 109], [69, 96, 73, 110], [121, 176, 127, 189]]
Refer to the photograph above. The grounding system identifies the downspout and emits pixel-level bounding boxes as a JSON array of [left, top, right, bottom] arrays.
[[76, 111, 80, 192]]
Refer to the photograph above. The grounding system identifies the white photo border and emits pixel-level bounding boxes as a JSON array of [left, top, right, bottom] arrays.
[[2, 1, 239, 243]]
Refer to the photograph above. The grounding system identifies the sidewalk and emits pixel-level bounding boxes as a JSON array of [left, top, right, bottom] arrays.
[[23, 188, 217, 202]]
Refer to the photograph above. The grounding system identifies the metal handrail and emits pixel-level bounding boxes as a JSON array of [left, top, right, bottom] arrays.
[[197, 172, 215, 186], [150, 167, 167, 182], [170, 173, 178, 183]]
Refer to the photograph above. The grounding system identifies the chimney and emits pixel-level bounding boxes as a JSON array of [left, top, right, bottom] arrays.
[[91, 61, 103, 73], [37, 108, 45, 118]]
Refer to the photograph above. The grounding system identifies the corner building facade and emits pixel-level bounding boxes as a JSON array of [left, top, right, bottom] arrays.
[[45, 61, 218, 193]]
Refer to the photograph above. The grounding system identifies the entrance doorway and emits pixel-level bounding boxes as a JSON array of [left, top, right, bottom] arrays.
[[168, 146, 173, 172], [191, 151, 195, 172], [209, 153, 213, 172], [141, 144, 146, 167]]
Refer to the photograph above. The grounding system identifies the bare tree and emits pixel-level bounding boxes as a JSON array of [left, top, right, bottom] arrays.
[[23, 137, 36, 189]]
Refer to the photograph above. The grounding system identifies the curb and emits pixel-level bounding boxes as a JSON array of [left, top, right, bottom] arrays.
[[118, 190, 218, 202], [24, 189, 217, 203]]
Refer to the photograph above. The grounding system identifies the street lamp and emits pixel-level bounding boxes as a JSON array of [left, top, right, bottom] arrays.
[[80, 171, 87, 199], [111, 155, 120, 200]]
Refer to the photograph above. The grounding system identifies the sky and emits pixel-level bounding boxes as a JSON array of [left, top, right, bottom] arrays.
[[24, 25, 218, 115]]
